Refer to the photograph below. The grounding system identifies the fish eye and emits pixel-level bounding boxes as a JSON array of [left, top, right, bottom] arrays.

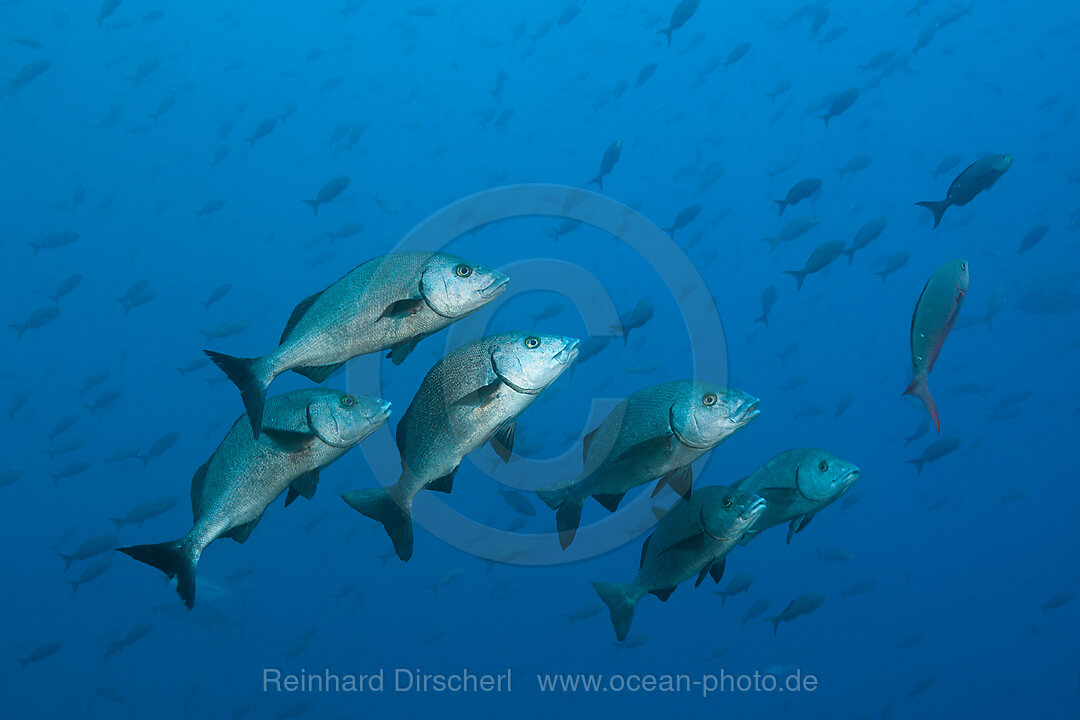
[[818, 461, 829, 472], [524, 336, 541, 349], [341, 395, 355, 408], [721, 496, 734, 509], [454, 264, 472, 278], [702, 393, 718, 406]]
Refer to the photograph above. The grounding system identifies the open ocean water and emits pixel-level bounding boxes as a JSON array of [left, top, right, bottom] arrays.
[[1, 1, 1078, 718]]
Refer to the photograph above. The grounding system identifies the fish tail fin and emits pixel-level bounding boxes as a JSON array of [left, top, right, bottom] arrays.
[[57, 553, 74, 571], [588, 174, 603, 190], [657, 27, 672, 47], [28, 243, 40, 256], [109, 518, 125, 532], [766, 615, 781, 636], [984, 313, 993, 331], [903, 376, 940, 433], [203, 350, 270, 438], [342, 486, 414, 561], [555, 497, 584, 549], [66, 580, 80, 594], [302, 198, 319, 216], [754, 313, 769, 329], [774, 200, 787, 216], [843, 247, 856, 265], [117, 537, 200, 609], [907, 458, 926, 475], [592, 581, 638, 642], [199, 300, 210, 311], [874, 269, 889, 284], [245, 137, 255, 148], [761, 237, 779, 252], [139, 454, 149, 468], [819, 114, 830, 127], [915, 200, 948, 228], [720, 592, 728, 609], [783, 269, 808, 291], [10, 324, 25, 340]]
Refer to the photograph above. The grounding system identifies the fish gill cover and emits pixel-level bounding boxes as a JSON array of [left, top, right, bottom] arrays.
[[0, 0, 1077, 718]]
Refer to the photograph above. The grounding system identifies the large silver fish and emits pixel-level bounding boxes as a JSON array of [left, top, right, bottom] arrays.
[[905, 259, 969, 431], [735, 448, 860, 544], [206, 252, 508, 437], [592, 486, 766, 641], [119, 389, 390, 608], [342, 331, 579, 561], [538, 380, 760, 549]]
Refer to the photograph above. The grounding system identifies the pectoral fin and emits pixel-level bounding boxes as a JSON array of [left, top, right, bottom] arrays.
[[262, 428, 316, 453], [709, 558, 726, 584], [614, 434, 676, 465], [490, 419, 515, 463], [653, 465, 693, 500], [660, 533, 706, 556], [387, 339, 419, 365], [377, 298, 425, 321], [756, 487, 798, 507], [639, 533, 653, 569], [786, 513, 814, 544], [285, 470, 320, 507], [452, 380, 502, 409]]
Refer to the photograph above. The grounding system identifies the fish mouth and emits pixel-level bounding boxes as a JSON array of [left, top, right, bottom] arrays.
[[555, 339, 580, 365], [732, 399, 761, 427], [369, 399, 393, 423], [479, 275, 509, 299], [837, 468, 860, 489], [741, 496, 768, 522]]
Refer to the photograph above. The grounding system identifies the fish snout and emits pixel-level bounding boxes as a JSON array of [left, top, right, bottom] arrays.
[[733, 397, 761, 426], [479, 273, 509, 299], [838, 467, 860, 489], [555, 338, 580, 365], [742, 495, 768, 522], [369, 399, 393, 423]]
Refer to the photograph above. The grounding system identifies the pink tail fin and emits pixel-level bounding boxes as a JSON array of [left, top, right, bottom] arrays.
[[904, 376, 940, 432]]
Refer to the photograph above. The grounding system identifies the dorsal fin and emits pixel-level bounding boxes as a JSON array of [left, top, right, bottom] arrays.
[[190, 458, 212, 519], [582, 426, 600, 461], [279, 291, 323, 345], [640, 532, 653, 569]]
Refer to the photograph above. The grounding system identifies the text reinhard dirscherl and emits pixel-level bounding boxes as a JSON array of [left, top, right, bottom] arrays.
[[263, 668, 820, 697]]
